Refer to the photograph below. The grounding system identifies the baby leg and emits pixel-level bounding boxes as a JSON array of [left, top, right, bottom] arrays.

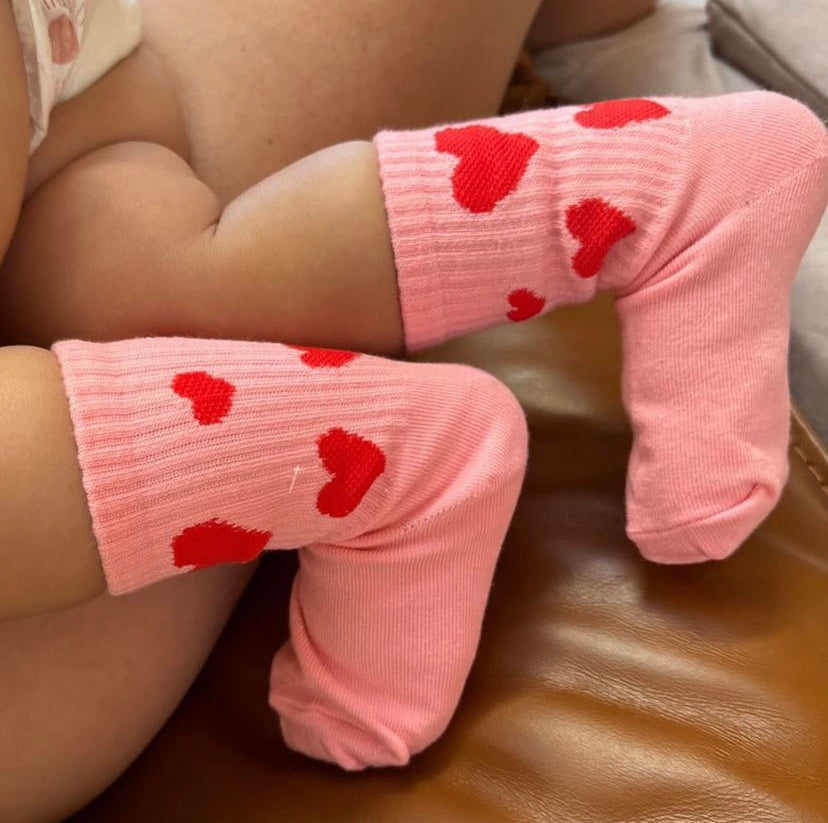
[[5, 95, 827, 570], [370, 94, 827, 562], [0, 345, 105, 617], [1, 140, 406, 355], [1, 0, 548, 808], [10, 92, 828, 571], [0, 346, 254, 821], [0, 337, 528, 769], [0, 561, 253, 822]]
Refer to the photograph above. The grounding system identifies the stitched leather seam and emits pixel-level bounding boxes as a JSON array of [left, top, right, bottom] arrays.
[[790, 437, 828, 497]]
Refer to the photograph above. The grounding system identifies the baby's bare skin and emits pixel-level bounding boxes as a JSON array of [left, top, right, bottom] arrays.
[[3, 0, 659, 355], [9, 0, 588, 355]]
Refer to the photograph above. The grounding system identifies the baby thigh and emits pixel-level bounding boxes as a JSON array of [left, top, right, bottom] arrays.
[[0, 563, 255, 822], [1, 139, 403, 353]]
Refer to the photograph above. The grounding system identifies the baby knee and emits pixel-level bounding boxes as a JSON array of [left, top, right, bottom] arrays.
[[0, 142, 221, 342], [9, 141, 219, 274], [53, 141, 220, 244]]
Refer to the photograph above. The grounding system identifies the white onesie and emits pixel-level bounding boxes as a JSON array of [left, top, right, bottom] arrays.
[[11, 0, 143, 153]]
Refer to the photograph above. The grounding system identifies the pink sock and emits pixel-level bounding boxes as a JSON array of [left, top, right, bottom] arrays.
[[52, 337, 527, 770], [374, 91, 828, 564]]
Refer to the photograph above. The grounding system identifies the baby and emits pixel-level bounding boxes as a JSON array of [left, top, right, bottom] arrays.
[[1, 0, 827, 773]]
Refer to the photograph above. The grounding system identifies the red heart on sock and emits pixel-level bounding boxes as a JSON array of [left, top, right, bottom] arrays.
[[507, 288, 546, 322], [316, 428, 386, 518], [288, 346, 360, 369], [575, 98, 671, 129], [436, 125, 540, 214], [172, 371, 236, 425], [566, 198, 637, 279], [172, 519, 273, 569]]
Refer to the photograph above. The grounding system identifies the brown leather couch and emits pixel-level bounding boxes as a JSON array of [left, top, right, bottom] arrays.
[[71, 292, 828, 822]]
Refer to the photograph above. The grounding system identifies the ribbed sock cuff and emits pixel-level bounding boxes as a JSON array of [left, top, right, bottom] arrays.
[[375, 104, 687, 352]]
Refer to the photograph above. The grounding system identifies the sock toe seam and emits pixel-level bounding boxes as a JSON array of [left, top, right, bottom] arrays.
[[628, 482, 767, 538]]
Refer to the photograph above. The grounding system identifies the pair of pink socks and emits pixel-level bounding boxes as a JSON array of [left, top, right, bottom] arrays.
[[53, 91, 828, 769]]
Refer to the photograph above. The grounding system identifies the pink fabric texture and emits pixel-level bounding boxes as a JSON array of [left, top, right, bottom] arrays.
[[375, 91, 828, 565], [52, 337, 528, 769]]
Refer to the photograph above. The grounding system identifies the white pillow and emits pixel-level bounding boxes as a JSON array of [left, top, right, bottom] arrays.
[[791, 210, 828, 445], [533, 0, 756, 102], [708, 0, 828, 121]]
